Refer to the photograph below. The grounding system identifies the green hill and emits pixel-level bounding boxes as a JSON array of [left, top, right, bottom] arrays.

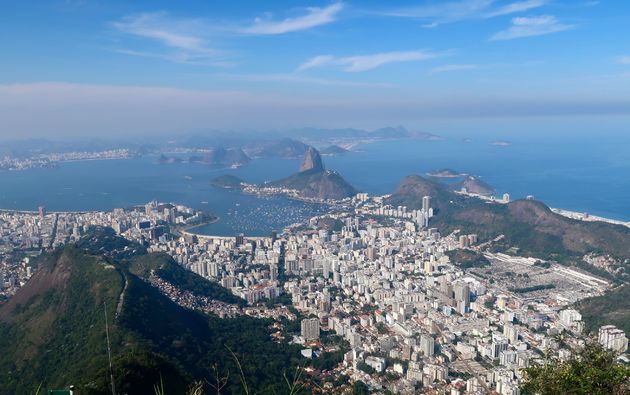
[[576, 284, 630, 335], [388, 175, 630, 268], [210, 174, 247, 189], [0, 229, 302, 394]]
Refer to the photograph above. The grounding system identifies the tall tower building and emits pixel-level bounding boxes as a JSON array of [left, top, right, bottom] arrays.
[[422, 196, 431, 212], [421, 335, 435, 357], [301, 318, 320, 341]]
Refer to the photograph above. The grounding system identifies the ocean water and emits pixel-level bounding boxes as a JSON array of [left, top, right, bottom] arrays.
[[326, 135, 630, 221], [0, 133, 628, 236]]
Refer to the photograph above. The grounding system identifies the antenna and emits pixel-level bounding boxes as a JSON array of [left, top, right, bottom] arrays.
[[104, 301, 116, 395]]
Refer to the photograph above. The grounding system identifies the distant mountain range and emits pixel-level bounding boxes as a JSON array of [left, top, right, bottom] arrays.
[[190, 147, 251, 167], [288, 126, 441, 141], [157, 147, 251, 167], [244, 138, 310, 159], [0, 227, 301, 394], [320, 145, 349, 156]]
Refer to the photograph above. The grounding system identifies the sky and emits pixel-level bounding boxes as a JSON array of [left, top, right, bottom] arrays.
[[1, 0, 630, 139]]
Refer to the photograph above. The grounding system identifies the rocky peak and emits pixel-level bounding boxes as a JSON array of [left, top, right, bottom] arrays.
[[299, 147, 324, 172]]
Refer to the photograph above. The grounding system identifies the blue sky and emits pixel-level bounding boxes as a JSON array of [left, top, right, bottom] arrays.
[[1, 0, 629, 139]]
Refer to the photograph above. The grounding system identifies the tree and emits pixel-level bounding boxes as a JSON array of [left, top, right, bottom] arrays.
[[520, 343, 630, 395], [353, 380, 370, 395]]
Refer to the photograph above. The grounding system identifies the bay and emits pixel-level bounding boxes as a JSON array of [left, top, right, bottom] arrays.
[[0, 132, 628, 237]]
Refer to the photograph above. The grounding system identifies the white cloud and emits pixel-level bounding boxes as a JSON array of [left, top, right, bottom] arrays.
[[297, 55, 336, 71], [298, 51, 442, 72], [491, 15, 573, 40], [241, 3, 343, 35], [486, 0, 547, 17], [431, 64, 478, 73], [386, 0, 546, 25], [112, 12, 230, 66], [113, 12, 206, 51], [616, 56, 630, 65]]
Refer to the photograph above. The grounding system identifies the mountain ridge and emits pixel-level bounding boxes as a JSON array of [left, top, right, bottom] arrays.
[[0, 228, 302, 394], [387, 175, 630, 267]]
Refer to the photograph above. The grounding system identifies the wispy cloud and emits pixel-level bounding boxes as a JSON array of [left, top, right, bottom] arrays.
[[616, 56, 630, 65], [485, 0, 547, 17], [491, 15, 573, 40], [385, 0, 547, 26], [298, 50, 443, 72], [112, 12, 230, 66], [431, 64, 478, 73], [241, 3, 343, 35]]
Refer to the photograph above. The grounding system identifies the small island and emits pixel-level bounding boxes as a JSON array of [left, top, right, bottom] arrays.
[[156, 154, 183, 165], [426, 168, 465, 178], [491, 140, 511, 146], [210, 174, 247, 189]]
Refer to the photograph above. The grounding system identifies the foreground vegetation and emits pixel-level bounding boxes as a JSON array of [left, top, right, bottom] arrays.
[[520, 343, 630, 395], [0, 229, 305, 394]]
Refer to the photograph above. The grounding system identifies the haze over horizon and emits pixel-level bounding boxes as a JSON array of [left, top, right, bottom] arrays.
[[1, 0, 630, 139]]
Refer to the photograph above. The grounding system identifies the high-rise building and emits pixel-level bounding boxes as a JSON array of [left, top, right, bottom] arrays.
[[301, 318, 320, 341], [492, 335, 509, 358], [503, 323, 519, 344], [454, 283, 470, 306], [235, 233, 245, 246], [366, 246, 375, 261], [599, 325, 629, 353], [38, 206, 46, 219], [269, 264, 278, 281], [422, 196, 431, 212], [421, 335, 435, 357]]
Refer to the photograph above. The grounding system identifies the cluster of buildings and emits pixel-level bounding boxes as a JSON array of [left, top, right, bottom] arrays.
[[0, 149, 133, 171], [0, 192, 628, 393], [366, 195, 434, 227], [0, 201, 209, 298]]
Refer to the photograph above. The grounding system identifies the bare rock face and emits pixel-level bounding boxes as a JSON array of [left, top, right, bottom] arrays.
[[299, 147, 324, 172]]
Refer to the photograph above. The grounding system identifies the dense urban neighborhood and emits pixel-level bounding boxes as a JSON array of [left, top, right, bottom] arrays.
[[1, 191, 627, 394]]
